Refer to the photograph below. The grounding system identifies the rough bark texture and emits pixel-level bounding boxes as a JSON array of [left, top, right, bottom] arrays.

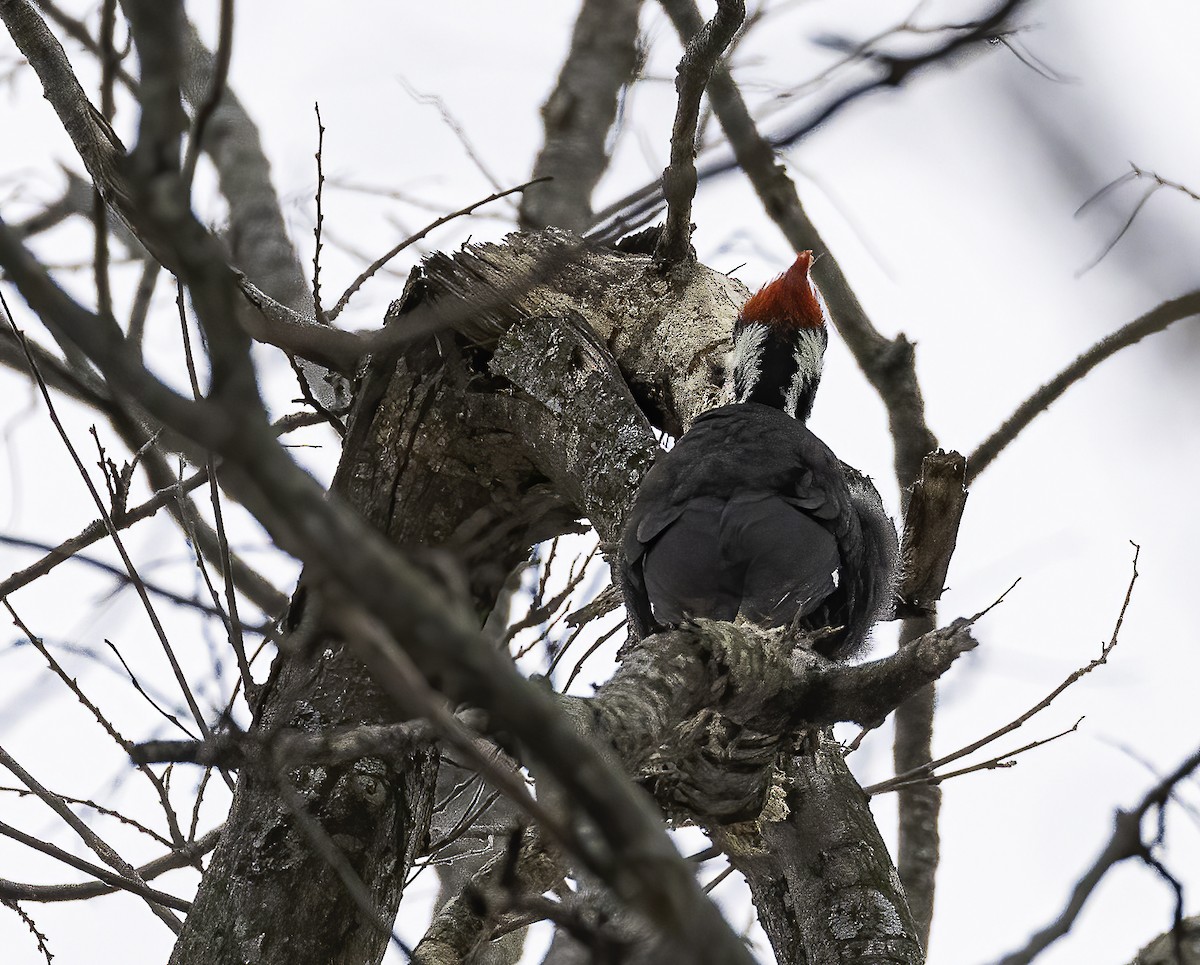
[[169, 234, 746, 964], [170, 298, 576, 963], [412, 615, 972, 963], [520, 0, 643, 232], [892, 615, 939, 947], [897, 452, 968, 615], [1129, 916, 1200, 965], [421, 230, 742, 436], [716, 736, 923, 965]]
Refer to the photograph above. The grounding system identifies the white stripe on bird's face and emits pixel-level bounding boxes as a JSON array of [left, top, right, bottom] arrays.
[[725, 322, 769, 403], [783, 328, 826, 418]]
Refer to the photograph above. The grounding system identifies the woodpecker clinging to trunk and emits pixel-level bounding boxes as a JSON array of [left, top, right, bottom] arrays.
[[620, 252, 897, 658]]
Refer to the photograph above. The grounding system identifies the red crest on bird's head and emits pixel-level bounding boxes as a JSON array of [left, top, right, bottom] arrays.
[[738, 251, 827, 331]]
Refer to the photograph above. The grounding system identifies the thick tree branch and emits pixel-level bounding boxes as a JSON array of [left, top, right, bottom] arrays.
[[406, 615, 974, 964], [715, 737, 924, 965], [897, 450, 968, 614]]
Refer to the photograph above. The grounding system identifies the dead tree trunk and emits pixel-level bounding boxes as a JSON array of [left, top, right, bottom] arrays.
[[170, 230, 936, 965]]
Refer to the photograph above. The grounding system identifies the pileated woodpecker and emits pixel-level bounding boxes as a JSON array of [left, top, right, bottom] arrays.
[[621, 252, 897, 658]]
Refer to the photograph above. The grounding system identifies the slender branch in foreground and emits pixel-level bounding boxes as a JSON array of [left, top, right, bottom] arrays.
[[994, 741, 1200, 965], [0, 534, 263, 626], [0, 827, 220, 903], [4, 598, 192, 848], [0, 818, 190, 915], [0, 411, 317, 601], [2, 307, 213, 741], [968, 292, 1200, 481], [655, 0, 745, 265], [0, 746, 183, 928], [133, 718, 441, 769], [180, 0, 232, 190]]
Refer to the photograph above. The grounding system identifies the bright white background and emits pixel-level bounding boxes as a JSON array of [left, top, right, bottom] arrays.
[[2, 2, 1199, 963]]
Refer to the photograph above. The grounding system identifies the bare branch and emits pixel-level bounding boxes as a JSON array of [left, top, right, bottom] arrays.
[[520, 0, 643, 232], [869, 543, 1141, 795], [654, 0, 744, 265], [761, 0, 1030, 155], [0, 412, 312, 603], [0, 817, 190, 914], [0, 534, 263, 625], [897, 449, 968, 615], [179, 0, 233, 191], [0, 898, 52, 964], [311, 103, 328, 324], [995, 742, 1200, 965], [0, 745, 184, 928], [2, 307, 214, 740], [0, 828, 219, 904], [4, 598, 191, 847], [1075, 163, 1200, 274], [132, 719, 439, 769], [968, 292, 1200, 481]]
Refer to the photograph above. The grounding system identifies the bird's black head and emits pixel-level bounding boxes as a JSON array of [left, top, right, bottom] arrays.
[[726, 251, 830, 422]]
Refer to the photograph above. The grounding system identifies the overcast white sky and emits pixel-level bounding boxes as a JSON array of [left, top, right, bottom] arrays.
[[2, 2, 1199, 964]]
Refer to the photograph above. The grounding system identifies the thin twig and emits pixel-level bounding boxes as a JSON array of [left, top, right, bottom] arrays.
[[311, 102, 328, 324], [1, 303, 212, 741], [878, 718, 1083, 793], [180, 0, 233, 191], [327, 178, 549, 321], [0, 745, 183, 929], [3, 599, 189, 848], [0, 534, 260, 624], [0, 898, 52, 964], [0, 411, 317, 600], [0, 818, 189, 916], [1075, 163, 1200, 274], [868, 544, 1140, 795], [0, 827, 220, 904], [175, 278, 255, 706], [0, 784, 172, 848], [968, 294, 1200, 482]]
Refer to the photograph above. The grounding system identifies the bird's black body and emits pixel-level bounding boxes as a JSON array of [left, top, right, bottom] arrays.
[[619, 251, 897, 657], [621, 404, 894, 657]]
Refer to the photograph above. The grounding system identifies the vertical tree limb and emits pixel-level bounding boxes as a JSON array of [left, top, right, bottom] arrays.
[[520, 0, 644, 232], [658, 0, 943, 939], [654, 0, 744, 265]]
